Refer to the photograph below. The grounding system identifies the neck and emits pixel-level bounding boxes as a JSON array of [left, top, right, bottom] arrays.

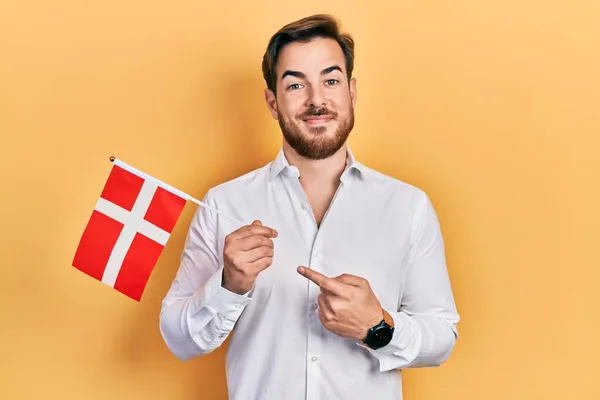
[[282, 141, 348, 185]]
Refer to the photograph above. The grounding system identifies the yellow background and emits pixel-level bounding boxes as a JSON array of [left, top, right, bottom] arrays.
[[2, 1, 599, 399]]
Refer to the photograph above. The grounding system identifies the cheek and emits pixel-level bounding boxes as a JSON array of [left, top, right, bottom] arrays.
[[282, 94, 309, 113], [281, 106, 303, 121], [332, 94, 352, 111]]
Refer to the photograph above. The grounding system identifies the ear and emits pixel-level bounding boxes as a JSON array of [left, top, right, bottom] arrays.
[[264, 88, 279, 120], [349, 77, 357, 108]]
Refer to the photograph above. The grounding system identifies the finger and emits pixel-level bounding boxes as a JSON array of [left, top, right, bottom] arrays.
[[236, 235, 274, 251], [232, 221, 278, 240], [320, 286, 337, 297], [317, 293, 331, 309], [247, 256, 273, 273], [317, 295, 332, 323], [241, 245, 274, 264], [335, 273, 366, 287], [297, 266, 347, 296]]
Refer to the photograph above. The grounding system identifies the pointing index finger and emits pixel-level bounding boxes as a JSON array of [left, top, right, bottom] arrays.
[[297, 266, 346, 296]]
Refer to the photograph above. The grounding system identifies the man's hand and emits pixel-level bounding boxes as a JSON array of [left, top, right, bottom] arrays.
[[222, 220, 278, 295], [297, 266, 384, 341]]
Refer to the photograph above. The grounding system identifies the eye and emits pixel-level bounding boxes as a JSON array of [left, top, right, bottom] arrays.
[[325, 79, 339, 86], [287, 83, 303, 90]]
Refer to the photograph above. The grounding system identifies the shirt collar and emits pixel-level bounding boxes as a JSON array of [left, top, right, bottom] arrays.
[[268, 146, 364, 183]]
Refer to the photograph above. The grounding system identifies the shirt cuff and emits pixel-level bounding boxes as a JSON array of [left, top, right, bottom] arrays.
[[197, 266, 252, 320], [356, 310, 422, 371]]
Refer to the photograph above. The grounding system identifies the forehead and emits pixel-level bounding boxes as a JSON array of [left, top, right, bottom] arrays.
[[276, 37, 346, 77]]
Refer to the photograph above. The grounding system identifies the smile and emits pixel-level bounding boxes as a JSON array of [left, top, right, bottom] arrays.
[[302, 117, 333, 125]]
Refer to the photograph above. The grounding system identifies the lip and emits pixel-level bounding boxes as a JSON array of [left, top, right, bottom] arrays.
[[302, 116, 333, 125]]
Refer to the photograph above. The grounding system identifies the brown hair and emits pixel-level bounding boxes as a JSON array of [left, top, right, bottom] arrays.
[[261, 14, 355, 95]]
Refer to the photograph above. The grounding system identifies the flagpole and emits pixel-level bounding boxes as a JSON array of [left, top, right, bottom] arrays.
[[109, 156, 247, 226], [186, 196, 247, 226]]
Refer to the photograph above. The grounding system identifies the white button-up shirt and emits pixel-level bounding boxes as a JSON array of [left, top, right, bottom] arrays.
[[159, 147, 459, 400]]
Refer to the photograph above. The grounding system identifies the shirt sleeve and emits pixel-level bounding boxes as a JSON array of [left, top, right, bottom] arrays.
[[159, 189, 251, 361], [360, 190, 460, 372]]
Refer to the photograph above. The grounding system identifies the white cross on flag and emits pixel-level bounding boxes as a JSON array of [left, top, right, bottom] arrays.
[[72, 159, 189, 301]]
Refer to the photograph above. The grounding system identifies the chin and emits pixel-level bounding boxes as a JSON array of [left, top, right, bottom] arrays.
[[302, 122, 337, 136]]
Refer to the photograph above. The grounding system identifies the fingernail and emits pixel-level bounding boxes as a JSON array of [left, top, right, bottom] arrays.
[[297, 266, 305, 274]]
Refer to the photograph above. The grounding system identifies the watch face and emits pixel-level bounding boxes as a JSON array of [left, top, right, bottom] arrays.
[[370, 327, 393, 348]]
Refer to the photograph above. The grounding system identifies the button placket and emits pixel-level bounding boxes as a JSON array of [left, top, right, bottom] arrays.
[[293, 174, 347, 400], [306, 269, 323, 400]]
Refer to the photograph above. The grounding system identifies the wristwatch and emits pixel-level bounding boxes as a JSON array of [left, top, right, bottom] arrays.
[[362, 309, 395, 350]]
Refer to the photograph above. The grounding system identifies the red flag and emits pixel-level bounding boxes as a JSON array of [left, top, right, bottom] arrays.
[[72, 160, 188, 301]]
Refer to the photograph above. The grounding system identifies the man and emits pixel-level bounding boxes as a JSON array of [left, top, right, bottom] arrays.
[[159, 14, 459, 400]]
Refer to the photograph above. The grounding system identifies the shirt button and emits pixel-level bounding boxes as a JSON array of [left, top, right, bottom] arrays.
[[311, 356, 318, 362], [311, 303, 318, 311]]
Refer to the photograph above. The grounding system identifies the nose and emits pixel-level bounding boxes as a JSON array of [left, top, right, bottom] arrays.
[[306, 85, 326, 108]]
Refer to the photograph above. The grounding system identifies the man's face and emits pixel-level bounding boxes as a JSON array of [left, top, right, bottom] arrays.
[[265, 37, 357, 160]]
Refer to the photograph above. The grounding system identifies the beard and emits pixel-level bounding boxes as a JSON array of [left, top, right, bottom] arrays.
[[278, 105, 355, 160]]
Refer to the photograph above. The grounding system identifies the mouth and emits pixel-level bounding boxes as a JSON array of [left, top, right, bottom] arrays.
[[302, 116, 334, 126]]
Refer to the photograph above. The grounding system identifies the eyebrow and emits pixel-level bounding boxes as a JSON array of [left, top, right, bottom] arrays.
[[281, 65, 343, 80]]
